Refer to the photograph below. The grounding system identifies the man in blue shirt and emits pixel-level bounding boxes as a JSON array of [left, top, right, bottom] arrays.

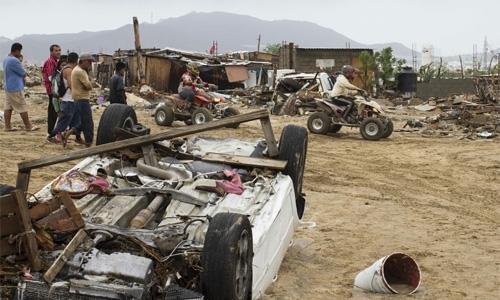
[[2, 43, 39, 132]]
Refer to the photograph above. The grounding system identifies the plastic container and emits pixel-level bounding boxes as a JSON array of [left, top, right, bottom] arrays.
[[354, 252, 421, 294]]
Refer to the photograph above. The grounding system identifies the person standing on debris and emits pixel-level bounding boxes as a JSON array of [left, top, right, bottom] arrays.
[[178, 62, 217, 111], [67, 52, 95, 148], [108, 62, 127, 104], [48, 52, 83, 146], [41, 44, 62, 135], [331, 65, 364, 122], [2, 42, 40, 132]]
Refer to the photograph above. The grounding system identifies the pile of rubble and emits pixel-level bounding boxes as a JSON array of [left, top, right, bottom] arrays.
[[400, 94, 500, 139]]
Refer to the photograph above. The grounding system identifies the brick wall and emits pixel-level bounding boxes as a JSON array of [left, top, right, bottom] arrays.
[[416, 79, 476, 100]]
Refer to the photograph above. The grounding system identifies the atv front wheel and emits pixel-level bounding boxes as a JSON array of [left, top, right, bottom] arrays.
[[360, 117, 384, 141], [191, 107, 213, 125], [223, 107, 241, 129], [381, 118, 394, 138]]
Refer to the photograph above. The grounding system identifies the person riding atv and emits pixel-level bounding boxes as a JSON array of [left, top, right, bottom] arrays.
[[330, 65, 365, 122], [178, 62, 218, 112]]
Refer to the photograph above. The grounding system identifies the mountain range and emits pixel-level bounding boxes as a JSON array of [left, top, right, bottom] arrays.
[[0, 11, 456, 67]]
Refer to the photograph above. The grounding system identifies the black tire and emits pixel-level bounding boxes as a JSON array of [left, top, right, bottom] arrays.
[[329, 124, 342, 133], [223, 107, 241, 129], [381, 118, 394, 138], [96, 104, 137, 146], [191, 107, 213, 125], [360, 117, 384, 141], [307, 112, 330, 135], [0, 184, 16, 196], [154, 106, 174, 126], [201, 213, 253, 300], [279, 125, 307, 219]]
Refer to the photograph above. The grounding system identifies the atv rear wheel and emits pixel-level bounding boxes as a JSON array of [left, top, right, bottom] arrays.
[[154, 106, 174, 126], [307, 112, 330, 135], [360, 117, 384, 141]]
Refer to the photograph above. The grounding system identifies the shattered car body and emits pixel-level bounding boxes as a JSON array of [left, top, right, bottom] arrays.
[[3, 108, 307, 300], [272, 72, 335, 113]]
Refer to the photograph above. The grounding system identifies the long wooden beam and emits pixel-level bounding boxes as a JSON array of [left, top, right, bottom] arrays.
[[16, 109, 277, 192]]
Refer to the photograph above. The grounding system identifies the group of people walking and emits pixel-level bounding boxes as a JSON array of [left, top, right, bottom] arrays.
[[3, 42, 127, 148], [42, 45, 95, 147]]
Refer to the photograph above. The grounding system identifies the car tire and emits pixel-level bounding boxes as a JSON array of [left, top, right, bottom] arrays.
[[201, 212, 253, 300], [191, 107, 213, 125], [307, 112, 330, 135], [96, 104, 137, 146], [279, 124, 307, 218], [0, 184, 16, 196], [154, 106, 174, 126], [381, 118, 394, 138], [360, 117, 384, 141], [223, 107, 240, 129]]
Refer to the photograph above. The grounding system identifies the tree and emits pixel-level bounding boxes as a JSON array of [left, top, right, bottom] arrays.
[[418, 63, 437, 83], [262, 43, 281, 55], [358, 50, 376, 91], [372, 47, 406, 90]]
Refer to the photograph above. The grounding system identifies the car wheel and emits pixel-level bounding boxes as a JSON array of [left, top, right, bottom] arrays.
[[154, 106, 174, 126], [201, 213, 253, 300], [191, 107, 213, 125], [223, 107, 240, 129], [279, 124, 308, 219], [329, 124, 342, 133], [307, 112, 330, 135], [360, 117, 384, 141], [96, 104, 137, 146], [0, 184, 16, 196], [381, 118, 394, 138]]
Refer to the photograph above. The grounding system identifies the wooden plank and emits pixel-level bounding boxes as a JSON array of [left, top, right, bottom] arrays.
[[48, 218, 80, 232], [0, 238, 18, 256], [0, 217, 22, 236], [260, 116, 279, 157], [18, 109, 272, 173], [36, 208, 70, 227], [202, 152, 287, 170], [28, 197, 62, 221], [11, 189, 42, 271], [15, 171, 31, 195], [43, 229, 88, 283], [59, 191, 85, 229]]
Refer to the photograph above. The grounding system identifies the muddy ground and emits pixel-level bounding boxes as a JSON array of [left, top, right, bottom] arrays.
[[1, 86, 499, 299]]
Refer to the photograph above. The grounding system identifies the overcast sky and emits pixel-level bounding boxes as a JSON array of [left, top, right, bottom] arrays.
[[1, 0, 499, 57]]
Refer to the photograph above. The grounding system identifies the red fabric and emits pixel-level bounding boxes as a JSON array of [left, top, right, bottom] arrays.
[[41, 56, 58, 94], [216, 169, 244, 195], [209, 45, 215, 54]]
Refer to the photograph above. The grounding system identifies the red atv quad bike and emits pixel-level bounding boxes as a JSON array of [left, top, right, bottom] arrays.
[[154, 92, 240, 128]]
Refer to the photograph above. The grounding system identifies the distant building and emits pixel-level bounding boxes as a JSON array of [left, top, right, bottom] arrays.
[[422, 45, 434, 66]]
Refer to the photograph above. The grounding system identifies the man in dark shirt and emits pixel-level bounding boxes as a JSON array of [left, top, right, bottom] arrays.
[[108, 62, 127, 104]]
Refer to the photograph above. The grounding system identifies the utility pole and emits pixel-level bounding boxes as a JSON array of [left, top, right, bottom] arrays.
[[133, 17, 146, 85]]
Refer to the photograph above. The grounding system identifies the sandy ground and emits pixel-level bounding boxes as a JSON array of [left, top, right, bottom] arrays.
[[1, 86, 499, 299]]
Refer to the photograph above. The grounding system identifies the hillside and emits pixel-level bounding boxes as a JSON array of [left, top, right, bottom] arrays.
[[1, 11, 418, 66]]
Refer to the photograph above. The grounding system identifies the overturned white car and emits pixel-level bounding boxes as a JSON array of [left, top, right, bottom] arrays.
[[2, 106, 307, 300]]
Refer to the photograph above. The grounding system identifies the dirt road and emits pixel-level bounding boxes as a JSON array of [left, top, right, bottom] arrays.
[[1, 87, 499, 299]]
